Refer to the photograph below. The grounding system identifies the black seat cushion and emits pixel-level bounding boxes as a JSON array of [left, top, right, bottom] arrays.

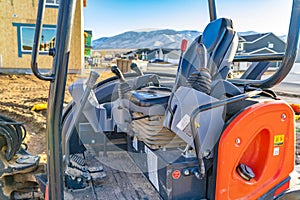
[[128, 87, 171, 107]]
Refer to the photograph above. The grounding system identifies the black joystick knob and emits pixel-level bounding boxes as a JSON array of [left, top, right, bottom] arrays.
[[130, 63, 144, 76], [111, 65, 125, 82]]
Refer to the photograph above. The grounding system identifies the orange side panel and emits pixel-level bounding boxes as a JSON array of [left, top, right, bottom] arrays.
[[215, 100, 295, 200]]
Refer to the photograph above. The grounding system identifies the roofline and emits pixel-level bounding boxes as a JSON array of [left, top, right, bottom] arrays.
[[238, 36, 246, 42], [247, 47, 278, 54], [242, 32, 271, 44]]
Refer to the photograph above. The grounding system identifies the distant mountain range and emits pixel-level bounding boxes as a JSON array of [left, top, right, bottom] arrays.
[[92, 29, 287, 49], [92, 29, 200, 49]]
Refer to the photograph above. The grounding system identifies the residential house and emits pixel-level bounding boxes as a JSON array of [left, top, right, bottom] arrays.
[[236, 32, 286, 69], [0, 0, 84, 73], [147, 48, 179, 62], [84, 30, 92, 57], [165, 50, 181, 64], [122, 51, 136, 60]]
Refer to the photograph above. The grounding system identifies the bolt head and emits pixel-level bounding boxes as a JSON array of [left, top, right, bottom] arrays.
[[203, 150, 211, 157], [183, 169, 190, 176], [235, 138, 241, 145], [281, 113, 287, 121]]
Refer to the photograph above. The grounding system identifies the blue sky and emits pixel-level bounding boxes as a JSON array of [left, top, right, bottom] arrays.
[[84, 0, 293, 39]]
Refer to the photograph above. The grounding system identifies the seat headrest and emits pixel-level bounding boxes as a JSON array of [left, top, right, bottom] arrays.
[[173, 17, 237, 90], [201, 18, 234, 52]]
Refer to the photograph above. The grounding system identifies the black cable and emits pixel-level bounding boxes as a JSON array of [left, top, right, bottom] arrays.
[[0, 114, 27, 160]]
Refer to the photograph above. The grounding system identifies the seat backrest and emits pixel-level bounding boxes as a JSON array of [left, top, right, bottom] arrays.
[[175, 18, 238, 89], [164, 18, 239, 143]]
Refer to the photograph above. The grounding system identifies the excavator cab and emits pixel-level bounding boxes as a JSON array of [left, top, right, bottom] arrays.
[[61, 0, 300, 198], [0, 0, 299, 199]]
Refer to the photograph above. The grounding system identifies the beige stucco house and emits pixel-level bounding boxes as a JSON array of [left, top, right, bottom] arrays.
[[0, 0, 84, 73]]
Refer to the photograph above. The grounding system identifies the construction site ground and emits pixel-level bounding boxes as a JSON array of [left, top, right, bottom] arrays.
[[0, 72, 299, 171], [0, 72, 114, 162]]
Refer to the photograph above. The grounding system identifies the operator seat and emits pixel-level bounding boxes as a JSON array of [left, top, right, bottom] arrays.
[[162, 18, 239, 154], [178, 18, 237, 85], [127, 17, 239, 114]]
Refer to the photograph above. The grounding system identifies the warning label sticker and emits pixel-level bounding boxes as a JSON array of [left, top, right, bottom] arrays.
[[176, 114, 190, 131], [274, 135, 284, 146], [273, 147, 280, 156], [145, 146, 159, 192]]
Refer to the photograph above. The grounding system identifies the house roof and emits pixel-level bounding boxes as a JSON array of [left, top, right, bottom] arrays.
[[247, 47, 278, 55], [165, 50, 181, 59], [239, 33, 270, 43]]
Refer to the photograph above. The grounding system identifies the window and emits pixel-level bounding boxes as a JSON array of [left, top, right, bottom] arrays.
[[46, 0, 59, 5], [46, 0, 59, 8], [238, 43, 244, 51], [268, 43, 274, 48], [21, 27, 56, 52], [13, 23, 56, 57]]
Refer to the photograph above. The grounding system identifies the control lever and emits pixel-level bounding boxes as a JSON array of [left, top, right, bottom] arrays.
[[110, 66, 132, 132], [130, 63, 144, 76], [130, 62, 160, 89], [111, 65, 131, 99], [174, 38, 188, 91], [65, 71, 100, 167], [111, 65, 125, 82], [166, 39, 188, 128], [188, 44, 211, 94], [196, 43, 208, 69]]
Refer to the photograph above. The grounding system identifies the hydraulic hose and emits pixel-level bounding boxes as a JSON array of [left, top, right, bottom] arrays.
[[0, 114, 26, 161]]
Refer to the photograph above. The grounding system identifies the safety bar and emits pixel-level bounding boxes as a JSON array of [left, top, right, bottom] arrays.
[[230, 0, 300, 89], [31, 0, 54, 81], [65, 71, 100, 167], [45, 0, 77, 199], [208, 0, 217, 21], [233, 53, 284, 62], [208, 0, 217, 22], [190, 89, 262, 178]]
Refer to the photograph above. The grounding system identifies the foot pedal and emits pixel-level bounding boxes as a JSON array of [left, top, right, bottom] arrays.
[[70, 154, 88, 172], [66, 153, 106, 189], [89, 166, 106, 182], [90, 171, 107, 181], [88, 166, 104, 173], [65, 166, 91, 189], [70, 154, 86, 166]]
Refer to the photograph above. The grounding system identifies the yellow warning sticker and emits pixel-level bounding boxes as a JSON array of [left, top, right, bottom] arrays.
[[274, 135, 284, 146]]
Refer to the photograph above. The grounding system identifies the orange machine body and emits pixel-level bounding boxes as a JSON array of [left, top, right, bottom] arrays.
[[215, 100, 295, 199]]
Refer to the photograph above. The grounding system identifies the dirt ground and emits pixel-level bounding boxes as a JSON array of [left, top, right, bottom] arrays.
[[0, 72, 113, 160]]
